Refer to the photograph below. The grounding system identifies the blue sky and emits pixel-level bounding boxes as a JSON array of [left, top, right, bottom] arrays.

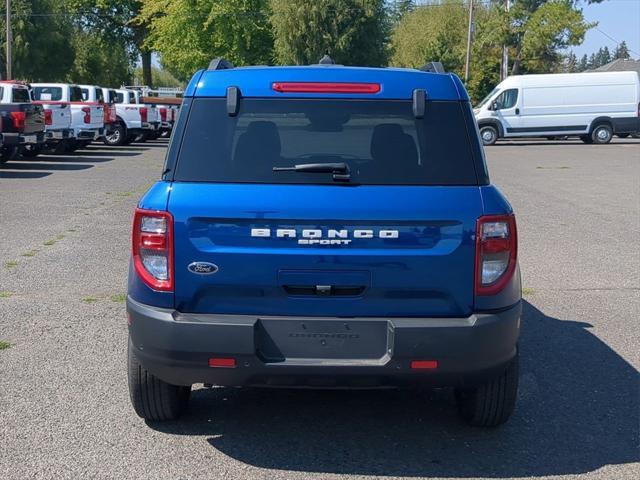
[[571, 0, 640, 59]]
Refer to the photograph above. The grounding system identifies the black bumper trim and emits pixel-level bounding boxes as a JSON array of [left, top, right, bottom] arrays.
[[127, 297, 521, 388]]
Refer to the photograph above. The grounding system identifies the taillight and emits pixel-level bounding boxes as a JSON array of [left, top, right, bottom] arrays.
[[81, 106, 91, 124], [272, 82, 381, 94], [10, 111, 26, 130], [159, 108, 167, 121], [44, 109, 53, 126], [475, 214, 517, 296], [132, 209, 173, 292], [139, 107, 148, 123]]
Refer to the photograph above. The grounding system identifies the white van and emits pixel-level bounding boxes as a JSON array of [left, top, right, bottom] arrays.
[[474, 71, 640, 145]]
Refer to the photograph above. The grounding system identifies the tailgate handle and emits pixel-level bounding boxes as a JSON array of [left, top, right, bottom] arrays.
[[283, 285, 366, 297]]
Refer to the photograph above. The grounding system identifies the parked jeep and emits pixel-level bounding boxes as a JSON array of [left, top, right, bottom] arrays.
[[127, 58, 522, 427]]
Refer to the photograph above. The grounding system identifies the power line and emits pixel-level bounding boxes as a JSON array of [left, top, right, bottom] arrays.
[[594, 27, 640, 57]]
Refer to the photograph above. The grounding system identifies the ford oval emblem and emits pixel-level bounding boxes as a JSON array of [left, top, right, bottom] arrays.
[[187, 262, 219, 275]]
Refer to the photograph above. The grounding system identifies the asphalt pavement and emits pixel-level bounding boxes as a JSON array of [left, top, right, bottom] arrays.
[[0, 138, 638, 480]]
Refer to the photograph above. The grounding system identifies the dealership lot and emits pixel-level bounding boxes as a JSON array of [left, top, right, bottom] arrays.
[[0, 139, 638, 479]]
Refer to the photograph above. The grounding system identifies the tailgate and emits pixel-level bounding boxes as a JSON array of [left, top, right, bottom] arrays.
[[169, 184, 482, 317], [23, 105, 45, 134], [45, 104, 71, 130]]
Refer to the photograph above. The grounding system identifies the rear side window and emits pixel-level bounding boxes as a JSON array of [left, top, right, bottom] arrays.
[[12, 88, 30, 103], [115, 92, 124, 103], [129, 92, 136, 103], [174, 99, 478, 185], [33, 86, 62, 101], [96, 88, 104, 103]]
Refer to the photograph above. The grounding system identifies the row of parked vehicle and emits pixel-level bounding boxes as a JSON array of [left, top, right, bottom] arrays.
[[0, 80, 179, 162]]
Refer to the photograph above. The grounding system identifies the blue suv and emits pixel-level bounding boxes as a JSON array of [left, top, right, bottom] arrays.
[[127, 58, 521, 426]]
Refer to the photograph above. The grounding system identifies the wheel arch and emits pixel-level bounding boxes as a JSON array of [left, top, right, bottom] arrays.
[[477, 119, 504, 138], [588, 116, 613, 133]]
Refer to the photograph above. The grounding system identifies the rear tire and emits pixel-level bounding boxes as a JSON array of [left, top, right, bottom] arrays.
[[1, 146, 21, 163], [103, 122, 127, 146], [455, 351, 519, 427], [479, 125, 498, 146], [21, 144, 42, 158], [591, 123, 613, 144], [128, 341, 191, 421]]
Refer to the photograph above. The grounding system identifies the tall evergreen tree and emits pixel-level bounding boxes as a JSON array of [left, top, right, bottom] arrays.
[[614, 41, 631, 59], [578, 54, 588, 71]]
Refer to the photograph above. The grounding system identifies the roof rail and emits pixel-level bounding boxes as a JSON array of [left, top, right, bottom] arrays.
[[208, 58, 234, 71], [420, 62, 445, 74]]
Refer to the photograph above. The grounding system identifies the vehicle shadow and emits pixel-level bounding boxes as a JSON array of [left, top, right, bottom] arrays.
[[147, 300, 639, 477], [0, 161, 93, 171], [0, 170, 52, 179], [493, 140, 640, 147]]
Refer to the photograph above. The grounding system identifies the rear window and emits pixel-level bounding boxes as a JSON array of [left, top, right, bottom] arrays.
[[81, 88, 89, 101], [33, 86, 62, 101], [129, 92, 136, 103], [70, 86, 83, 102], [115, 92, 125, 103], [174, 99, 477, 185], [12, 88, 30, 103]]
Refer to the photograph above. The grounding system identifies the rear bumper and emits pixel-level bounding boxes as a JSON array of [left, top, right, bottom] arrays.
[[128, 298, 521, 388], [142, 121, 160, 131], [75, 128, 104, 140], [3, 132, 46, 146], [45, 128, 73, 141]]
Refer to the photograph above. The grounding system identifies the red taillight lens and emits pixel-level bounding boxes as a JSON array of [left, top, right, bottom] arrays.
[[139, 107, 148, 123], [44, 109, 53, 126], [410, 360, 438, 370], [208, 357, 236, 368], [159, 108, 167, 121], [132, 208, 173, 292], [10, 111, 26, 130], [475, 214, 517, 296], [81, 106, 91, 124], [272, 82, 381, 94]]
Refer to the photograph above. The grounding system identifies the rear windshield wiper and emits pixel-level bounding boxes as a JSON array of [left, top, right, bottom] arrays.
[[273, 162, 351, 182]]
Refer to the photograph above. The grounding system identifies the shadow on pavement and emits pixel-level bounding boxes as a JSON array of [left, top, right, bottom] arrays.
[[148, 300, 639, 477], [0, 170, 52, 179], [0, 161, 93, 171]]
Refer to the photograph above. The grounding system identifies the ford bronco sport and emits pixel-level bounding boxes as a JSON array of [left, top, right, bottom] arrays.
[[127, 58, 522, 427]]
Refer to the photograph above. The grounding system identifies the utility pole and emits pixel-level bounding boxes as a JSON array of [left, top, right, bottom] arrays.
[[501, 0, 511, 80], [5, 0, 11, 80], [464, 0, 474, 82]]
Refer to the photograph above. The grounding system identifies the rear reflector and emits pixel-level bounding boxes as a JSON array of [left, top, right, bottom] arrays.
[[410, 360, 438, 370], [272, 82, 381, 94], [208, 357, 236, 368]]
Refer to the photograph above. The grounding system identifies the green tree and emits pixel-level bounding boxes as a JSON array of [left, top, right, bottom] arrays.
[[138, 0, 273, 82], [578, 54, 588, 71], [67, 31, 132, 86], [614, 41, 631, 59], [562, 52, 578, 72], [0, 0, 74, 81], [133, 66, 184, 88], [270, 0, 389, 66], [63, 1, 152, 85]]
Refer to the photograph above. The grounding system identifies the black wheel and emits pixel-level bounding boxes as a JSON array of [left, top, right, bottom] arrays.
[[591, 123, 613, 144], [128, 340, 191, 421], [134, 132, 148, 143], [617, 133, 629, 138], [103, 122, 127, 146], [21, 144, 42, 158], [455, 351, 519, 427], [580, 135, 593, 144], [479, 125, 499, 146], [1, 146, 21, 163]]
